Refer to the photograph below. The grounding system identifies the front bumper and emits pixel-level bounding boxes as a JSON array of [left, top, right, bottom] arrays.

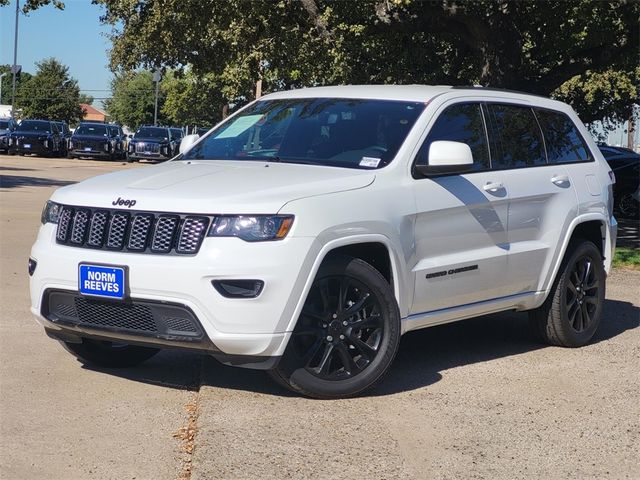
[[30, 223, 316, 362], [11, 143, 52, 155], [128, 151, 172, 161], [69, 148, 112, 159]]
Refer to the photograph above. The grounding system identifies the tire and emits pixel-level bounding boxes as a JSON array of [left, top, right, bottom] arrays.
[[529, 240, 605, 347], [60, 338, 160, 368], [269, 255, 401, 399]]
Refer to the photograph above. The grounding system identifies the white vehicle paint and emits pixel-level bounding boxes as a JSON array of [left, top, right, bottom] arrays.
[[29, 85, 616, 398]]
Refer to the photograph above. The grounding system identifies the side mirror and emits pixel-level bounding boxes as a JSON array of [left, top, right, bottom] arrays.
[[179, 134, 200, 154], [415, 140, 474, 176]]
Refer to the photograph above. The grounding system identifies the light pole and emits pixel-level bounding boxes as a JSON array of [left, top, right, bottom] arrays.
[[153, 69, 161, 126], [11, 0, 20, 119], [0, 73, 6, 104]]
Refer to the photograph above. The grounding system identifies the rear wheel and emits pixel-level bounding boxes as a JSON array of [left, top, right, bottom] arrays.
[[61, 338, 160, 368], [269, 255, 400, 399], [529, 240, 605, 347]]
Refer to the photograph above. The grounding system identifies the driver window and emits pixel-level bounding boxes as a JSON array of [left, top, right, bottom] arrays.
[[416, 103, 490, 171]]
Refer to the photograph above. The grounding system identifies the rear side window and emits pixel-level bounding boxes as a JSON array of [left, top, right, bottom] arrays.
[[487, 104, 546, 169], [535, 109, 591, 163], [416, 103, 490, 171]]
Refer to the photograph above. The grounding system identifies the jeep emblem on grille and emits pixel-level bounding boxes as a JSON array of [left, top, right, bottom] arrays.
[[112, 197, 137, 208]]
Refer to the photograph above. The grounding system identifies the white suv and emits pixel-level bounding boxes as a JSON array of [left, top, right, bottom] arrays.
[[30, 86, 617, 398]]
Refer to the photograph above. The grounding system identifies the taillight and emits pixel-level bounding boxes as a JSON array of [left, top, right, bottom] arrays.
[[608, 170, 616, 184]]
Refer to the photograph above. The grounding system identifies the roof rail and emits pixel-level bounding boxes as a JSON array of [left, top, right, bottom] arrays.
[[450, 85, 550, 99]]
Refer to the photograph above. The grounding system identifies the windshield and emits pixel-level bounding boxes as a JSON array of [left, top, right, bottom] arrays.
[[76, 124, 108, 136], [182, 98, 425, 169], [0, 121, 10, 129], [109, 126, 119, 136], [18, 121, 50, 132], [135, 127, 168, 139]]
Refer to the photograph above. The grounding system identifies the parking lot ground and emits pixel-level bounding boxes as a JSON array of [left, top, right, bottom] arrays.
[[1, 155, 639, 480]]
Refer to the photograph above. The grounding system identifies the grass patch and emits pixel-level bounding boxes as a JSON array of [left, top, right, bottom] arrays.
[[613, 247, 640, 269]]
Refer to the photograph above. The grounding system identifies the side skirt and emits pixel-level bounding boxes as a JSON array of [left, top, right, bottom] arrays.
[[401, 291, 547, 334]]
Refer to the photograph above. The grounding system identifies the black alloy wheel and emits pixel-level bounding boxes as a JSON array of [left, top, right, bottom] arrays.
[[565, 254, 600, 333], [270, 255, 400, 399], [530, 240, 605, 347]]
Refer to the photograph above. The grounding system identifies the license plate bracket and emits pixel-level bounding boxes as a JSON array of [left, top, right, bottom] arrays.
[[78, 264, 127, 300]]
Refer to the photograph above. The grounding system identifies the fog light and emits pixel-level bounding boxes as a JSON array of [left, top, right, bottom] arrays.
[[212, 280, 264, 298], [28, 258, 37, 276]]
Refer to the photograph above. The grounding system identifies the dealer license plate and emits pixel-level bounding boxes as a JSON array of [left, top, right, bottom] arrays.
[[78, 264, 126, 300]]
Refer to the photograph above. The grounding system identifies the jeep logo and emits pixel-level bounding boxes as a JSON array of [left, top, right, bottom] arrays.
[[112, 197, 137, 208]]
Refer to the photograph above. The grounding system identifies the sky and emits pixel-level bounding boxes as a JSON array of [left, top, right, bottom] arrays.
[[0, 0, 112, 107]]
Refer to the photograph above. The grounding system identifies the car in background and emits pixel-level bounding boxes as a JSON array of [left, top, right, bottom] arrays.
[[169, 127, 184, 154], [0, 117, 17, 153], [8, 119, 62, 157], [598, 145, 639, 219], [68, 122, 118, 160], [53, 121, 71, 157], [107, 124, 127, 160], [127, 126, 177, 162]]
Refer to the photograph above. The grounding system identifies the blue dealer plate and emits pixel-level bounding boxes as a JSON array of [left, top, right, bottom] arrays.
[[79, 264, 126, 299]]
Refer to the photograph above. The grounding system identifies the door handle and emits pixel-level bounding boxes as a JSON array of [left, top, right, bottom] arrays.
[[483, 181, 504, 193], [551, 174, 570, 186]]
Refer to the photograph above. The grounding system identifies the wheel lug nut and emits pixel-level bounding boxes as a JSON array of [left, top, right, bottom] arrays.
[[322, 323, 327, 328], [326, 335, 333, 341], [342, 321, 348, 326], [339, 334, 345, 340], [332, 313, 337, 319]]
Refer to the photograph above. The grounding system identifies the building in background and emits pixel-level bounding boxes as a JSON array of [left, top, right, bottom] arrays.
[[80, 103, 108, 122]]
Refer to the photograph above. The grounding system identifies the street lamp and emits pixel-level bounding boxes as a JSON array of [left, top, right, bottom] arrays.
[[11, 0, 20, 119], [153, 69, 161, 126]]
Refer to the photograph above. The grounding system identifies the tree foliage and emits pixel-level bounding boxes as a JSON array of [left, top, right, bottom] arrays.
[[103, 70, 164, 128], [0, 64, 32, 105], [16, 58, 83, 123], [94, 0, 639, 127]]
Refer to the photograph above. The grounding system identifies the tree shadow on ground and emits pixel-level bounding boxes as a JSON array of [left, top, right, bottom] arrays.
[[0, 166, 38, 172], [80, 298, 638, 396], [0, 175, 74, 189]]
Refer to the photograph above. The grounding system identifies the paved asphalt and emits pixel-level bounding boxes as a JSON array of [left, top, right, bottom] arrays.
[[1, 155, 638, 480]]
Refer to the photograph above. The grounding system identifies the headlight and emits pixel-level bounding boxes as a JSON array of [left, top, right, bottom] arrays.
[[104, 142, 110, 151], [208, 215, 294, 242], [69, 140, 73, 149], [41, 200, 62, 225], [128, 143, 135, 152]]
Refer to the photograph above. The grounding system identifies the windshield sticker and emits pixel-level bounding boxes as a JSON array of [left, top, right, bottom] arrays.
[[214, 115, 264, 139], [359, 157, 381, 168]]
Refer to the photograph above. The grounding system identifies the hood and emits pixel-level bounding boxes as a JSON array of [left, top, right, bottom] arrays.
[[72, 134, 109, 142], [12, 130, 51, 138], [51, 160, 376, 214], [132, 137, 170, 143]]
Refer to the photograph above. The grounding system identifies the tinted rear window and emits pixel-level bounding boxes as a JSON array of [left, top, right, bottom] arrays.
[[535, 109, 591, 163], [417, 103, 490, 171], [487, 104, 546, 169]]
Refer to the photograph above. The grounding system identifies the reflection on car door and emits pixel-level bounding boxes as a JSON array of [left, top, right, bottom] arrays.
[[485, 103, 578, 295], [411, 102, 511, 314]]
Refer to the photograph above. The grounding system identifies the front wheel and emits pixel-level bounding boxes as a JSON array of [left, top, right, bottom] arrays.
[[61, 338, 160, 368], [529, 240, 605, 347], [269, 255, 401, 399]]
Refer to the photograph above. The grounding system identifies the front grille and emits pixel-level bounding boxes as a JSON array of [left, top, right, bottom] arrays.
[[56, 205, 211, 255], [136, 142, 160, 153], [45, 290, 205, 340], [74, 140, 104, 151]]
